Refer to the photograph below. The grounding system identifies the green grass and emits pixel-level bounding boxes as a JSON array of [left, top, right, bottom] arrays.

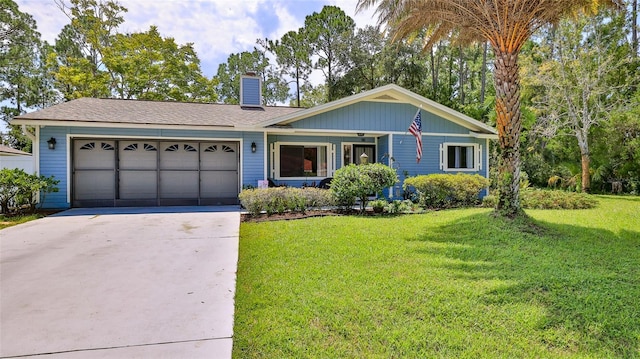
[[233, 196, 640, 358], [0, 214, 41, 230]]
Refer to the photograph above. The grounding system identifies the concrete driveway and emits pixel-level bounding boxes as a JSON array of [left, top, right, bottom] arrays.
[[0, 206, 240, 358]]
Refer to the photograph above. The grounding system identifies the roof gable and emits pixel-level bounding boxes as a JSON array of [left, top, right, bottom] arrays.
[[261, 84, 497, 135]]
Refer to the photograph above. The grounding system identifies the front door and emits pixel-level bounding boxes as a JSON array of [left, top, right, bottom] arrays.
[[352, 144, 376, 165]]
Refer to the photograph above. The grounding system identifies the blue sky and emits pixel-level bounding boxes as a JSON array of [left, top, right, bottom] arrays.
[[16, 0, 379, 79]]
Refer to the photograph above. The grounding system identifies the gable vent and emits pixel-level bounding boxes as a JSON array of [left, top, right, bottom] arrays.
[[240, 74, 262, 107], [372, 94, 400, 102]]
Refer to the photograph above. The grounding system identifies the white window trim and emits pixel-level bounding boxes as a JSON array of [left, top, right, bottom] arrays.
[[273, 141, 334, 180], [440, 142, 481, 172]]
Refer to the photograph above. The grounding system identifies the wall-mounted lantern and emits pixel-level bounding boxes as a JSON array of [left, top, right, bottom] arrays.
[[251, 141, 257, 153], [47, 137, 57, 150], [359, 152, 369, 165]]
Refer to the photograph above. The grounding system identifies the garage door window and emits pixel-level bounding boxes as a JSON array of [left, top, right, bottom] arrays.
[[79, 142, 114, 151]]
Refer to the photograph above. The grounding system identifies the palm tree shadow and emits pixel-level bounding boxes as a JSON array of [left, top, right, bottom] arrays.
[[407, 212, 640, 356]]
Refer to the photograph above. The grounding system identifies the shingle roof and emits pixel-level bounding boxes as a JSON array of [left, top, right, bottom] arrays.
[[14, 98, 303, 128], [0, 144, 31, 156]]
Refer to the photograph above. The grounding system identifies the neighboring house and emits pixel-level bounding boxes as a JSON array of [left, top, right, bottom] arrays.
[[12, 76, 497, 209], [0, 144, 34, 173]]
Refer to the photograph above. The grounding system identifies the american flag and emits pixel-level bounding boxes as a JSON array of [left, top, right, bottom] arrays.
[[408, 109, 422, 163]]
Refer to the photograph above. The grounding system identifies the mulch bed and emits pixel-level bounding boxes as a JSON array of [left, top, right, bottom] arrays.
[[241, 210, 344, 223], [240, 208, 402, 222]]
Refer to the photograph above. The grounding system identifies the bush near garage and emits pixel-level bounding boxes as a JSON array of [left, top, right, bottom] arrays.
[[404, 173, 489, 209], [239, 187, 334, 216], [0, 168, 59, 215]]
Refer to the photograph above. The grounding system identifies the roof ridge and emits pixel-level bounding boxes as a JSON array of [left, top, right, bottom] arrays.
[[82, 97, 298, 109]]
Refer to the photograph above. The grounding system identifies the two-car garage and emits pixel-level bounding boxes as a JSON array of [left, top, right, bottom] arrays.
[[72, 139, 240, 207]]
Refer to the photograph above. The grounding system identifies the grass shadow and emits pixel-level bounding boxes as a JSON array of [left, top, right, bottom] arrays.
[[408, 211, 640, 357]]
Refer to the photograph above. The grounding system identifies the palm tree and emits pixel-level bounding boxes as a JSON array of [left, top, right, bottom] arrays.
[[357, 0, 620, 218]]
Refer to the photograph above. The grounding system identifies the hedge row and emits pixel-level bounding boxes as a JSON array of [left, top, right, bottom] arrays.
[[403, 173, 489, 208], [238, 187, 334, 215], [482, 189, 598, 210]]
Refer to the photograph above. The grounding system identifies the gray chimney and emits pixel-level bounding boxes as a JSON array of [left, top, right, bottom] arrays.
[[240, 73, 262, 107]]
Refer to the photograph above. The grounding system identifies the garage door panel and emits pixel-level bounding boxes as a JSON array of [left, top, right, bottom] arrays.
[[201, 171, 238, 198], [74, 171, 115, 200], [159, 171, 198, 198], [119, 141, 158, 170], [160, 143, 198, 170], [200, 143, 238, 171], [74, 140, 115, 170], [119, 171, 157, 199]]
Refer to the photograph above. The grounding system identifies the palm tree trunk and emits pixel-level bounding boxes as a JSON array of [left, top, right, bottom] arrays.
[[480, 42, 488, 103], [633, 0, 638, 58], [493, 49, 523, 217], [458, 46, 465, 105]]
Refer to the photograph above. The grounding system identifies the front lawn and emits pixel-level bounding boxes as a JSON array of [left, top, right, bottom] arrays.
[[233, 196, 640, 358]]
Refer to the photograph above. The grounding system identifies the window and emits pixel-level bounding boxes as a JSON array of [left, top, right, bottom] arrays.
[[276, 143, 330, 178], [441, 143, 481, 171], [79, 142, 95, 150], [165, 144, 179, 152], [144, 143, 157, 151], [183, 144, 197, 152]]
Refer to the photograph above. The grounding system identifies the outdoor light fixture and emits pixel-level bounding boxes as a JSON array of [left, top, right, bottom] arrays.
[[357, 133, 365, 137], [359, 152, 369, 165], [47, 137, 56, 150], [251, 142, 257, 153]]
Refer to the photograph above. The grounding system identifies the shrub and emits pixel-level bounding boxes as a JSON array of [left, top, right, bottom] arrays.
[[0, 168, 59, 214], [238, 187, 334, 216], [482, 189, 598, 210], [386, 199, 417, 214], [369, 199, 387, 213], [481, 194, 498, 208], [330, 163, 398, 212], [521, 189, 597, 209], [404, 173, 489, 209]]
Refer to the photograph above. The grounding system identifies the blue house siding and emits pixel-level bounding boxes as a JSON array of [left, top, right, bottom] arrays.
[[38, 126, 266, 208], [265, 133, 489, 199], [39, 126, 69, 209], [290, 102, 468, 134], [242, 132, 265, 188], [389, 135, 488, 199]]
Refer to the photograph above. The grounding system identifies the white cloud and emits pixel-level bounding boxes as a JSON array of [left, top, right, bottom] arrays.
[[15, 0, 381, 81], [268, 1, 303, 40]]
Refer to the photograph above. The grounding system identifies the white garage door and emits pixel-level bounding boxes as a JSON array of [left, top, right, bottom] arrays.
[[72, 139, 239, 207]]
